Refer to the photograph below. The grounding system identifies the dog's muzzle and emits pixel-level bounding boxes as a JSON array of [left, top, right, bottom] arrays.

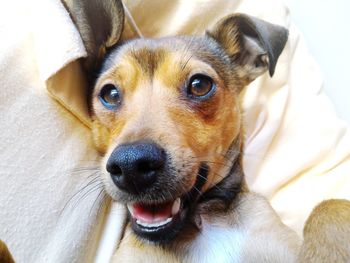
[[106, 141, 208, 243]]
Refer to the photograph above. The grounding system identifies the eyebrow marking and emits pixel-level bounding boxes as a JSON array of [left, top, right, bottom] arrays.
[[130, 48, 166, 76]]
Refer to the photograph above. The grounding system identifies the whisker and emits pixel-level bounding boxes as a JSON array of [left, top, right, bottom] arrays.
[[185, 160, 233, 169], [70, 182, 105, 212], [197, 172, 223, 192], [89, 187, 107, 216], [181, 53, 193, 71], [180, 36, 196, 71], [60, 171, 103, 216], [98, 192, 111, 215], [61, 176, 99, 210], [192, 185, 202, 196], [69, 166, 100, 174]]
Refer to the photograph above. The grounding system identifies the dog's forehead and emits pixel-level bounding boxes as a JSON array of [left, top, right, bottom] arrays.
[[101, 36, 230, 79]]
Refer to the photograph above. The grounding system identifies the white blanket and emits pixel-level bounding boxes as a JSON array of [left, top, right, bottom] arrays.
[[0, 0, 349, 262]]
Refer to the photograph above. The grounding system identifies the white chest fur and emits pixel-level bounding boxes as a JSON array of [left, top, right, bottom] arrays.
[[184, 221, 245, 263], [178, 193, 301, 263]]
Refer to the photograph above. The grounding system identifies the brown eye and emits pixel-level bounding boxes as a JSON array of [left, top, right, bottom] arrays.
[[187, 74, 216, 99], [99, 84, 122, 109]]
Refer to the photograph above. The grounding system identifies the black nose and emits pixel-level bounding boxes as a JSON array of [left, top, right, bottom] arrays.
[[106, 141, 166, 193]]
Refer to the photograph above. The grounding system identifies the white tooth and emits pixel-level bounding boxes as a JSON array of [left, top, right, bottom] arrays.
[[127, 204, 134, 217], [171, 198, 181, 215], [136, 217, 173, 228]]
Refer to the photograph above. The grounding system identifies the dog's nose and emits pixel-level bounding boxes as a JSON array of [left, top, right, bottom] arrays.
[[106, 141, 166, 193]]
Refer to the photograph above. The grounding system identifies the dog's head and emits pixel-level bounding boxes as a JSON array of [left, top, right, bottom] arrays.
[[67, 1, 288, 243]]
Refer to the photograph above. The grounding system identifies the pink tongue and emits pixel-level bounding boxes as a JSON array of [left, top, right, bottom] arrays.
[[133, 201, 173, 223]]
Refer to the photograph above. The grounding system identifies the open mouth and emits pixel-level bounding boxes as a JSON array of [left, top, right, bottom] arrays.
[[128, 198, 181, 228], [127, 198, 185, 242], [126, 163, 209, 243]]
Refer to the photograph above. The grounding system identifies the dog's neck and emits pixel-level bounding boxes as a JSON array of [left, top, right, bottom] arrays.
[[198, 154, 245, 215], [200, 136, 246, 209], [165, 137, 246, 249]]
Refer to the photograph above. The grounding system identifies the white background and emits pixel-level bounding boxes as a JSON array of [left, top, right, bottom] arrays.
[[283, 0, 350, 123]]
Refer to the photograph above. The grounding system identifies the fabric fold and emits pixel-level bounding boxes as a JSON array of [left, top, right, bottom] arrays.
[[1, 0, 350, 262]]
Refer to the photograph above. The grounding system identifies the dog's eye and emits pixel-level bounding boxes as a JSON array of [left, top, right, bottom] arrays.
[[99, 84, 122, 109], [187, 74, 215, 99]]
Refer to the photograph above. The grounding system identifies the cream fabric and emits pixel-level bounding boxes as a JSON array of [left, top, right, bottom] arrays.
[[0, 1, 125, 262], [0, 0, 349, 262]]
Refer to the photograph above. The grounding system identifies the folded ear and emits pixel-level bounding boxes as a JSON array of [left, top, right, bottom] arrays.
[[207, 13, 288, 83], [63, 0, 124, 72]]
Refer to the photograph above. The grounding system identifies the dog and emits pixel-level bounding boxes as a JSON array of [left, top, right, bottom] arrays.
[[63, 0, 350, 262], [90, 10, 303, 262], [90, 12, 302, 263]]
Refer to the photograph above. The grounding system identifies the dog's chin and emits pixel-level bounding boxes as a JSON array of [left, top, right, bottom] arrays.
[[127, 197, 188, 243], [126, 163, 209, 243]]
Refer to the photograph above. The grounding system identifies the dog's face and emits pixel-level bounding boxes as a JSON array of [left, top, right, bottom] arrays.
[[92, 37, 242, 241], [90, 14, 288, 243]]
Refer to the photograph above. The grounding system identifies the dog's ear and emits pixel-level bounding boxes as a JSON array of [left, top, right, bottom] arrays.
[[62, 0, 124, 72], [207, 13, 288, 83]]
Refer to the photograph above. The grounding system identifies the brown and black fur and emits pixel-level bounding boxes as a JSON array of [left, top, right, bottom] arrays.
[[89, 12, 299, 262], [61, 0, 350, 262]]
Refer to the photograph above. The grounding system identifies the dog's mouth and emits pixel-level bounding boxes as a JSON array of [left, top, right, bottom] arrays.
[[126, 164, 209, 243], [128, 198, 181, 227], [127, 198, 184, 241]]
